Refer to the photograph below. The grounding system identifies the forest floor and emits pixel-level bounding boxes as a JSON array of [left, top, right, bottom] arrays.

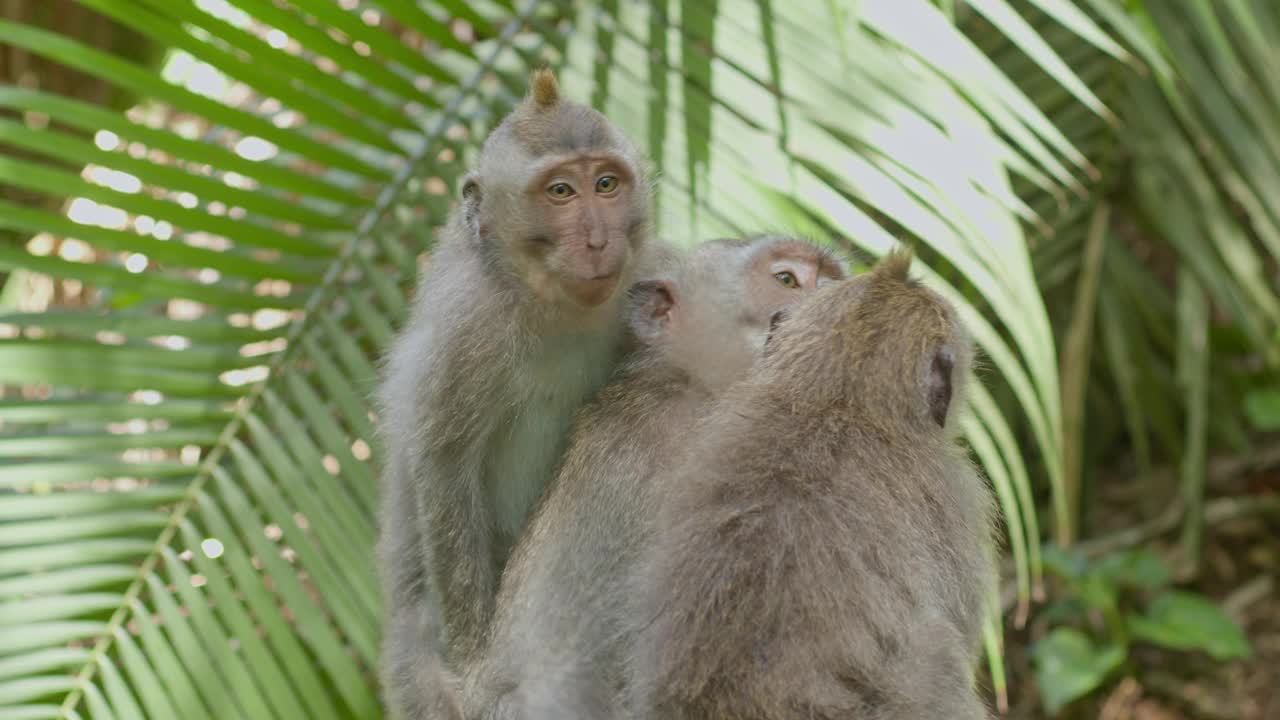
[[998, 452, 1280, 719]]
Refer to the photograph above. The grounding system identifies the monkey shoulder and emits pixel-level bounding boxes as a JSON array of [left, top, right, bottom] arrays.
[[390, 251, 513, 375], [573, 363, 691, 443], [542, 371, 693, 531], [505, 369, 699, 625]]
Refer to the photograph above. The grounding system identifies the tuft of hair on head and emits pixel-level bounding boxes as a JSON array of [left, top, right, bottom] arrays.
[[529, 68, 560, 109], [874, 245, 914, 282]]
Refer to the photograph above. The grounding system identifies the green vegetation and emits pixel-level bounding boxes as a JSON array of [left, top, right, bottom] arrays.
[[0, 1, 1275, 717], [1032, 547, 1251, 714]]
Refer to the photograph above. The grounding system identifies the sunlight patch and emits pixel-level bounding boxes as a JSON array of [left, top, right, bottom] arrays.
[[234, 136, 277, 162], [93, 130, 120, 151], [201, 538, 225, 559]]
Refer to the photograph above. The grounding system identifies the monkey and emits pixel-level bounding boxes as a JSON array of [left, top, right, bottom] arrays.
[[461, 235, 847, 720], [628, 249, 997, 720], [400, 610, 464, 720], [377, 68, 663, 718]]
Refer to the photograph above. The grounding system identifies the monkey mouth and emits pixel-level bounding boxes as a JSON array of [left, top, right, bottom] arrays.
[[568, 272, 620, 306]]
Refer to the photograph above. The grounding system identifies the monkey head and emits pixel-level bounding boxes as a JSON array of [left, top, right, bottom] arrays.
[[626, 235, 846, 393], [764, 248, 973, 434], [460, 69, 651, 311]]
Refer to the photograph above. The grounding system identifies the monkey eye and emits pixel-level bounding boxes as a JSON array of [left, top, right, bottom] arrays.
[[774, 270, 800, 289], [547, 182, 576, 200], [594, 175, 620, 194]]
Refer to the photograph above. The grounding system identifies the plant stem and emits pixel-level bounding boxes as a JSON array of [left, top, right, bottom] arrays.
[[1058, 203, 1111, 546], [1175, 268, 1209, 577]]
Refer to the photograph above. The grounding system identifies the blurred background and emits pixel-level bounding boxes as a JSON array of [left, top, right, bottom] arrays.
[[0, 1, 1276, 718]]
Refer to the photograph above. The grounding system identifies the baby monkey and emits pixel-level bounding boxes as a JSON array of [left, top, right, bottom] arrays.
[[463, 235, 846, 720], [631, 249, 996, 720]]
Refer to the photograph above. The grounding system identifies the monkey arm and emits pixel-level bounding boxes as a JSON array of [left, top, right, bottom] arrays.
[[416, 440, 499, 667], [379, 449, 462, 720], [410, 329, 514, 669], [379, 271, 511, 701]]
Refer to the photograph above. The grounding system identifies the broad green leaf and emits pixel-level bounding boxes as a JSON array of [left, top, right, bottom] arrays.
[[1076, 572, 1119, 616], [1244, 388, 1280, 430], [1128, 590, 1252, 661], [1093, 549, 1172, 590], [1041, 543, 1088, 581], [1030, 628, 1125, 714]]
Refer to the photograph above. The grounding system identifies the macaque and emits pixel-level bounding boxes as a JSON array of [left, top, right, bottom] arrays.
[[407, 613, 464, 720], [377, 68, 659, 717], [463, 235, 846, 720], [630, 249, 996, 720]]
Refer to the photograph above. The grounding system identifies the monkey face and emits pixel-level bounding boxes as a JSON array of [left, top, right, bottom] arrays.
[[465, 70, 652, 313], [745, 236, 846, 341], [631, 236, 846, 394], [522, 153, 644, 308]]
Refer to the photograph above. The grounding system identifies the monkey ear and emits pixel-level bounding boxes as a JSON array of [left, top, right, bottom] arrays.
[[626, 279, 677, 345], [460, 173, 482, 233], [927, 346, 955, 428]]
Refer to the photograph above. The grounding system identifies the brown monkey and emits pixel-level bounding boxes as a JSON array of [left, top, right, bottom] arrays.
[[463, 235, 846, 720], [378, 69, 661, 717], [630, 249, 996, 720]]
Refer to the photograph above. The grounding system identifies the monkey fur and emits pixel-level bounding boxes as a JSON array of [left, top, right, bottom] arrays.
[[463, 236, 846, 720], [630, 249, 997, 720], [377, 68, 659, 718]]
